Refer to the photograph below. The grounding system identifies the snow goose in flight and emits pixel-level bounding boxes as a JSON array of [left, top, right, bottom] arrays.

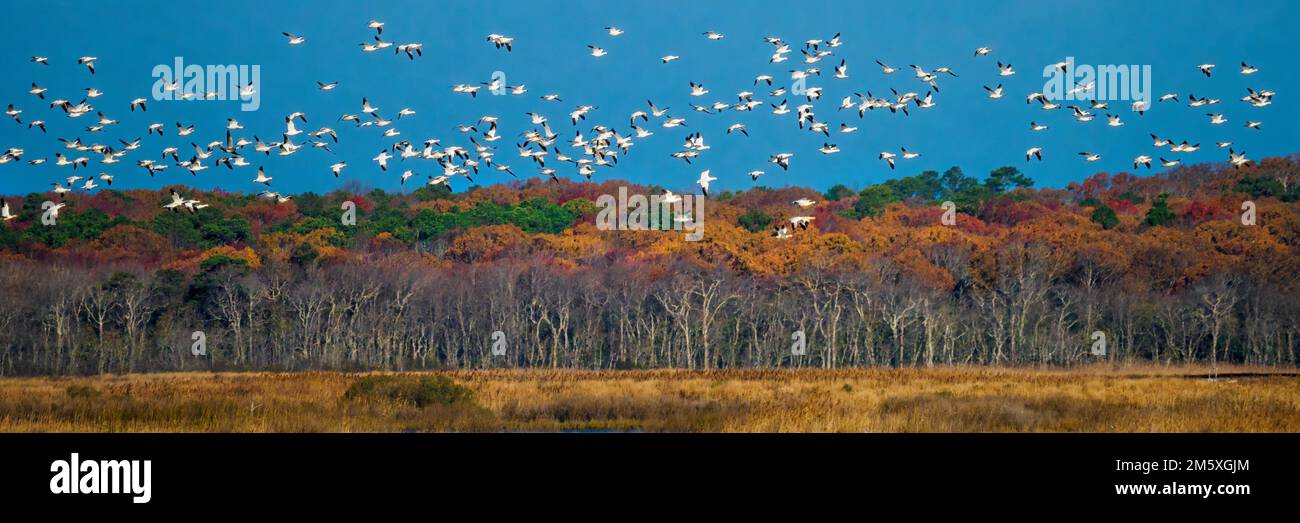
[[703, 31, 724, 40], [997, 62, 1015, 76], [697, 170, 717, 196], [606, 26, 624, 36], [1228, 149, 1251, 168], [727, 123, 748, 136], [1160, 158, 1180, 168], [901, 147, 920, 160], [78, 56, 97, 74], [878, 151, 897, 170], [5, 104, 22, 123], [933, 66, 958, 77], [819, 143, 840, 155], [974, 47, 992, 56], [373, 150, 393, 171], [1068, 82, 1094, 97], [397, 43, 423, 59], [1216, 142, 1232, 149], [790, 216, 815, 230], [1240, 62, 1258, 75], [1207, 113, 1227, 125], [833, 60, 848, 79], [1134, 155, 1153, 169], [661, 55, 680, 64], [984, 84, 1004, 99], [282, 32, 306, 45], [1106, 114, 1124, 127], [1151, 134, 1171, 147], [163, 190, 189, 211], [1030, 121, 1048, 132], [689, 82, 709, 97], [1245, 121, 1262, 130], [28, 120, 46, 133], [309, 127, 338, 142], [769, 153, 793, 171], [660, 191, 683, 206], [1079, 152, 1102, 162], [486, 34, 514, 52], [31, 56, 48, 65], [662, 116, 687, 129], [1198, 64, 1215, 77], [251, 167, 272, 186], [648, 100, 669, 117], [588, 45, 607, 58], [29, 83, 47, 99], [361, 98, 381, 115], [1026, 147, 1043, 161]]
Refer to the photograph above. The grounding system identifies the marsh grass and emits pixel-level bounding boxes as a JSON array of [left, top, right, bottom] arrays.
[[0, 366, 1296, 432]]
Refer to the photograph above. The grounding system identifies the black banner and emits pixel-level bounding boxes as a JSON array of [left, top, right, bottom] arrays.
[[1, 433, 1294, 514]]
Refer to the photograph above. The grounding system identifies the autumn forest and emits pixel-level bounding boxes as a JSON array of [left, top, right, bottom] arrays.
[[1, 156, 1298, 375]]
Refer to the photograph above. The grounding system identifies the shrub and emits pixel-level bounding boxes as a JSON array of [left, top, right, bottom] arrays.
[[1144, 193, 1176, 227], [737, 208, 773, 233], [344, 375, 475, 408], [65, 385, 100, 400], [1090, 204, 1119, 230]]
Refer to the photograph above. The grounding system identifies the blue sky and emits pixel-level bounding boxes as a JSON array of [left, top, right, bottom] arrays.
[[1, 0, 1297, 197]]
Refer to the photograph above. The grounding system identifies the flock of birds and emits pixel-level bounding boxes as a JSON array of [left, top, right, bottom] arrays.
[[0, 20, 1277, 238]]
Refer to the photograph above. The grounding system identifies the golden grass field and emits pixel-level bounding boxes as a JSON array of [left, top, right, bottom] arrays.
[[0, 366, 1297, 432]]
